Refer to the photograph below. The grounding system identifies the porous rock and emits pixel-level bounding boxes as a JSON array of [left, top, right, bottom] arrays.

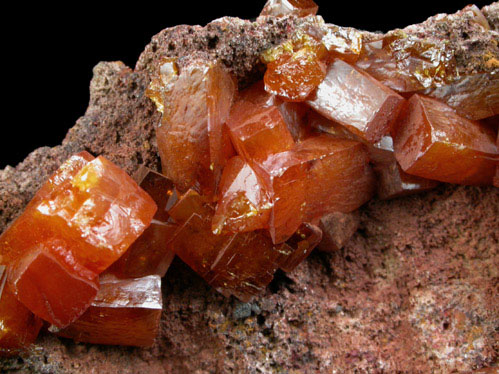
[[1, 4, 498, 373]]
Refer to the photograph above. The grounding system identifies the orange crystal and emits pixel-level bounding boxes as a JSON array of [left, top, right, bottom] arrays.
[[0, 265, 42, 357], [394, 94, 498, 185], [278, 223, 322, 272], [295, 135, 375, 221], [355, 31, 458, 93], [155, 60, 236, 196], [264, 51, 326, 102], [54, 275, 162, 347], [212, 156, 271, 234], [260, 0, 318, 17], [307, 59, 405, 143], [227, 84, 295, 163], [9, 240, 99, 328], [106, 167, 177, 278]]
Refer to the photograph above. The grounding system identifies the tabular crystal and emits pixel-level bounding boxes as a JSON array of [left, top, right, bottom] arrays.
[[307, 59, 405, 143], [394, 94, 498, 185], [54, 275, 162, 347]]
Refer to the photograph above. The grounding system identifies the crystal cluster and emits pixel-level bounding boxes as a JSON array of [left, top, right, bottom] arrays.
[[0, 0, 497, 355]]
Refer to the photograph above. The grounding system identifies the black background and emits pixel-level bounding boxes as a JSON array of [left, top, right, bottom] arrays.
[[2, 1, 492, 168]]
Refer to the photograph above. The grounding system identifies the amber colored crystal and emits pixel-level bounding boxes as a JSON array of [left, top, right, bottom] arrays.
[[168, 188, 213, 224], [227, 86, 295, 163], [307, 59, 405, 143], [420, 73, 499, 120], [0, 265, 42, 357], [145, 57, 179, 114], [317, 211, 359, 253], [322, 25, 363, 63], [264, 50, 326, 102], [256, 151, 308, 244], [295, 135, 375, 221], [9, 240, 100, 328], [155, 60, 236, 196], [260, 0, 318, 17], [278, 223, 322, 272], [106, 167, 177, 278], [212, 156, 271, 234], [277, 100, 312, 142], [394, 94, 498, 185], [171, 208, 284, 301], [355, 30, 458, 93], [54, 275, 162, 347]]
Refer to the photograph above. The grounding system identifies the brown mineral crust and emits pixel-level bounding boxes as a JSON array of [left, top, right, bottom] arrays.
[[482, 2, 499, 30], [1, 6, 499, 374]]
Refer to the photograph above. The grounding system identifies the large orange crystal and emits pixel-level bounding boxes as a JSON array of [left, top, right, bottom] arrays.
[[0, 153, 156, 327], [260, 0, 318, 17], [212, 156, 271, 234], [155, 60, 236, 196], [307, 59, 405, 143], [10, 240, 100, 328], [55, 275, 162, 347], [0, 265, 42, 357], [394, 94, 498, 185], [296, 135, 375, 221]]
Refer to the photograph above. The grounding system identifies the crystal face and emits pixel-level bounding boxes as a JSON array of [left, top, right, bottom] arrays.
[[317, 211, 360, 252], [55, 275, 162, 347], [154, 60, 236, 196], [394, 94, 498, 185], [307, 59, 405, 143], [0, 265, 42, 357]]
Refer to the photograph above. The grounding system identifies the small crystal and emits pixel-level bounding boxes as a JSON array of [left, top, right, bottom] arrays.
[[54, 275, 162, 347], [317, 211, 360, 252], [394, 94, 498, 185], [212, 156, 271, 234], [260, 0, 318, 17], [307, 59, 405, 143], [278, 223, 322, 272]]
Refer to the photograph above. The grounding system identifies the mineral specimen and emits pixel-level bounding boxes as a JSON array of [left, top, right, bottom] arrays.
[[278, 222, 322, 272], [394, 94, 498, 185], [307, 59, 405, 143], [54, 275, 162, 347], [153, 60, 236, 196], [0, 265, 42, 357]]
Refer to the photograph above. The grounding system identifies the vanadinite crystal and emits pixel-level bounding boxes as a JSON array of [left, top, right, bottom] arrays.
[[153, 59, 236, 196], [317, 212, 360, 253], [307, 59, 405, 143], [0, 153, 157, 327], [54, 275, 162, 347], [0, 265, 42, 356], [394, 94, 498, 185], [260, 0, 318, 17], [106, 167, 177, 279]]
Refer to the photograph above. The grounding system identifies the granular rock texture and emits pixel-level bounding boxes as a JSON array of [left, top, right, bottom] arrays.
[[1, 4, 498, 373]]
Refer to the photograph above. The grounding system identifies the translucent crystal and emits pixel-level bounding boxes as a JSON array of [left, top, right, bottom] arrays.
[[54, 275, 162, 347], [278, 223, 322, 272], [0, 265, 42, 357], [260, 0, 318, 17], [307, 59, 405, 143], [394, 94, 498, 185], [155, 60, 236, 196]]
